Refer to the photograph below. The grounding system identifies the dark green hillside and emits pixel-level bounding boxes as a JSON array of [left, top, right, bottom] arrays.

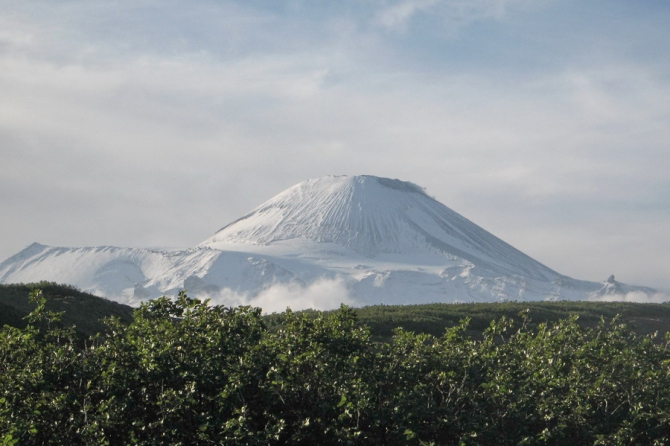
[[0, 282, 134, 337], [266, 300, 670, 341], [357, 300, 670, 340]]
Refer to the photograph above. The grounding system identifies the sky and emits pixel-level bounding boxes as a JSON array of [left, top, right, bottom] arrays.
[[1, 0, 669, 291]]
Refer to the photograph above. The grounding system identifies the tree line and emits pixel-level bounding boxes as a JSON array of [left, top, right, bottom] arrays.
[[2, 290, 670, 445]]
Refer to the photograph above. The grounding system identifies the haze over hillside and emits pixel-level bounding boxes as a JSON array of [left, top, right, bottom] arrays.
[[0, 176, 660, 310]]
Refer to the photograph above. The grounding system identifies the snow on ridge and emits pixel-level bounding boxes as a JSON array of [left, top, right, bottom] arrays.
[[0, 244, 184, 305]]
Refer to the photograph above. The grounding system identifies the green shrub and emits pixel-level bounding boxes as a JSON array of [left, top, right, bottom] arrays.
[[2, 290, 670, 445]]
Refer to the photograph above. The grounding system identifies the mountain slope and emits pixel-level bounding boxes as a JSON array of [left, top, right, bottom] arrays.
[[0, 175, 658, 307]]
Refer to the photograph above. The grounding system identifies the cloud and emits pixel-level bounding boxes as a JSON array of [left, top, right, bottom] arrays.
[[590, 291, 670, 304], [0, 17, 34, 49], [201, 278, 357, 314], [374, 0, 439, 30], [373, 0, 538, 32]]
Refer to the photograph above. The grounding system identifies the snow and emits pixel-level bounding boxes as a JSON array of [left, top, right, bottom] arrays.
[[0, 175, 659, 309]]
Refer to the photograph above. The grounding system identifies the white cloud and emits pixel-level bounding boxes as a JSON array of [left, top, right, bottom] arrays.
[[201, 278, 357, 314], [374, 0, 439, 30], [373, 0, 539, 31], [0, 18, 34, 48], [590, 291, 670, 304]]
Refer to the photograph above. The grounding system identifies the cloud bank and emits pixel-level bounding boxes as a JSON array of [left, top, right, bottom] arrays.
[[200, 278, 356, 314], [590, 291, 670, 304]]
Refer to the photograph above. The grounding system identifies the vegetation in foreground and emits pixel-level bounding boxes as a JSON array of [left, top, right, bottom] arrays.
[[2, 289, 670, 445]]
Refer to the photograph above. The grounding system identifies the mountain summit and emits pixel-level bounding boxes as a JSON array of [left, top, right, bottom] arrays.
[[0, 175, 657, 307], [203, 176, 431, 254], [201, 175, 556, 281]]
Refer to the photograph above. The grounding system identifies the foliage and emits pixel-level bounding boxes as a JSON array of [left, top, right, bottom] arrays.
[[3, 290, 670, 444]]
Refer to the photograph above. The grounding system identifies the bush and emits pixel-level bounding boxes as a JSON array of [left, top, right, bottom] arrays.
[[2, 291, 670, 445]]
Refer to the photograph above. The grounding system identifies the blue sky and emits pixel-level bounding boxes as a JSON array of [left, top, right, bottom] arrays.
[[1, 0, 669, 290]]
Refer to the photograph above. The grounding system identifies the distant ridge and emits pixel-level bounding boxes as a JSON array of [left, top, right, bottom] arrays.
[[0, 175, 658, 306]]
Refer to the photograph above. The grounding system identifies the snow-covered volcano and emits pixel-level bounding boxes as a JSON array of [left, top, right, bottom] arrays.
[[0, 175, 657, 308], [202, 176, 558, 281]]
